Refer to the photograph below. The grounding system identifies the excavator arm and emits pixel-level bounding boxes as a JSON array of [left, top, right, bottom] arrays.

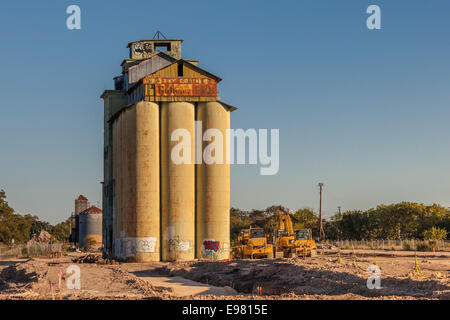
[[277, 208, 294, 235]]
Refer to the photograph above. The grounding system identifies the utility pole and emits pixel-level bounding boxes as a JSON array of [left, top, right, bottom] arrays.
[[338, 206, 341, 215], [318, 182, 325, 241]]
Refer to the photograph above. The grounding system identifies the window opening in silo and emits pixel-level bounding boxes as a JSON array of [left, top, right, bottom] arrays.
[[178, 63, 183, 77], [154, 43, 171, 52]]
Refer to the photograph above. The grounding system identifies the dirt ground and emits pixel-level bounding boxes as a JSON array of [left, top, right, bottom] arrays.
[[0, 250, 448, 300]]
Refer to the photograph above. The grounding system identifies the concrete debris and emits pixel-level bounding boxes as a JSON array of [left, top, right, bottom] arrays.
[[72, 253, 118, 265], [27, 231, 51, 245]]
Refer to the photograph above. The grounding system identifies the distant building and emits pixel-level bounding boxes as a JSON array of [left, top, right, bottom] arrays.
[[75, 195, 90, 215], [70, 195, 102, 248]]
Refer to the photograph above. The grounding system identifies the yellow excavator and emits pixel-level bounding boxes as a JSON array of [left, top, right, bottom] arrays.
[[233, 227, 273, 259], [273, 209, 317, 258]]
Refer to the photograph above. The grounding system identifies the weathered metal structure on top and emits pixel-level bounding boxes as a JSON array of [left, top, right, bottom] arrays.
[[101, 33, 235, 262]]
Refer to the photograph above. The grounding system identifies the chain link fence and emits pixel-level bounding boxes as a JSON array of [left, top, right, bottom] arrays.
[[0, 243, 64, 260], [327, 239, 450, 251]]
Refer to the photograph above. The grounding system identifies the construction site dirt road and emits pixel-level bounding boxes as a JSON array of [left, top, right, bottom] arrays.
[[0, 251, 448, 300]]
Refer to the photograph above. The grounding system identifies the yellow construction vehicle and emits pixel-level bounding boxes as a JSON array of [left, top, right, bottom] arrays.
[[233, 227, 273, 259], [292, 228, 317, 257], [273, 209, 317, 258], [273, 209, 295, 258]]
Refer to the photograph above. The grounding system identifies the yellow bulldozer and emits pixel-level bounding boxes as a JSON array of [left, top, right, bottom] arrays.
[[273, 209, 317, 258], [232, 227, 273, 259]]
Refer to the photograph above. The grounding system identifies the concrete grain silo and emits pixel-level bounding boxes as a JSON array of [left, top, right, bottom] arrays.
[[110, 102, 160, 262], [78, 206, 103, 250], [101, 33, 236, 262], [196, 101, 232, 260], [161, 102, 195, 261]]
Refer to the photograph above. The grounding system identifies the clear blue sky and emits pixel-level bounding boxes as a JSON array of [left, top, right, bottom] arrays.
[[1, 1, 449, 224]]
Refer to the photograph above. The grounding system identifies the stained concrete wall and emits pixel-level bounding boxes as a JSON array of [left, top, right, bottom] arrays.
[[161, 102, 195, 261], [101, 90, 126, 257], [196, 102, 231, 260], [112, 102, 160, 261]]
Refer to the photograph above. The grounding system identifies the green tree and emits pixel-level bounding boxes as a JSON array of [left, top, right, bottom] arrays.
[[292, 208, 318, 230], [51, 218, 72, 242], [423, 226, 447, 241]]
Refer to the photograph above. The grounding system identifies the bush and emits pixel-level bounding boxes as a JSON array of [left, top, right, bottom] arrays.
[[20, 247, 29, 257], [402, 242, 412, 251], [416, 241, 431, 251], [423, 227, 447, 241], [368, 242, 379, 249]]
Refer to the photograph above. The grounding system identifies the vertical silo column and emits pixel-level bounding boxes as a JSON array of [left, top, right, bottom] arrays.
[[112, 116, 121, 258], [112, 119, 118, 255], [113, 113, 125, 259], [196, 102, 231, 260], [120, 111, 127, 258], [123, 106, 134, 258], [101, 91, 126, 258], [161, 102, 195, 261], [121, 101, 160, 262]]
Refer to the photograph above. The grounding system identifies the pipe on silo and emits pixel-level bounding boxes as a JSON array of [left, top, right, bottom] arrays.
[[196, 102, 231, 260], [161, 102, 195, 261]]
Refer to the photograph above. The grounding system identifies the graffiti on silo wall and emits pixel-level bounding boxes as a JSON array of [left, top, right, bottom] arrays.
[[200, 239, 230, 260], [114, 237, 158, 259]]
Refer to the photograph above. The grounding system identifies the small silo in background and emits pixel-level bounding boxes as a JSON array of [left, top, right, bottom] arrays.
[[75, 195, 90, 215], [70, 194, 90, 244], [78, 206, 103, 250]]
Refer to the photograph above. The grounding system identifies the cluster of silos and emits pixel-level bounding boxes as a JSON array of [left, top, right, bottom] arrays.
[[102, 37, 234, 262], [108, 100, 231, 262]]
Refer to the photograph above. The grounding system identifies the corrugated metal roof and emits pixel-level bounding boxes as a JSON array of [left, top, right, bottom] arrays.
[[80, 205, 103, 215], [77, 195, 88, 201], [127, 52, 177, 85], [218, 101, 238, 112]]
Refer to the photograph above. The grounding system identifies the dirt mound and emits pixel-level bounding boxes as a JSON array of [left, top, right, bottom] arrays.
[[72, 253, 118, 265], [1, 251, 448, 300], [27, 231, 51, 245], [0, 257, 173, 299], [110, 268, 173, 298], [1, 259, 47, 284], [155, 257, 450, 299], [0, 259, 48, 297]]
